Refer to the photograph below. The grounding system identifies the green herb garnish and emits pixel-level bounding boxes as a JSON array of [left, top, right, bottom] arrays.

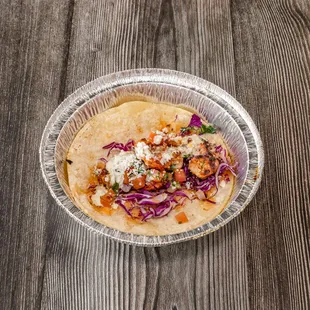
[[138, 166, 145, 174], [112, 182, 119, 194], [172, 181, 181, 188], [180, 126, 194, 133], [169, 164, 176, 171], [163, 172, 169, 182], [183, 154, 191, 159], [201, 124, 216, 134], [94, 169, 101, 176]]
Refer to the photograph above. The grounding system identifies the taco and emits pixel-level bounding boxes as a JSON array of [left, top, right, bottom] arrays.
[[66, 101, 236, 235]]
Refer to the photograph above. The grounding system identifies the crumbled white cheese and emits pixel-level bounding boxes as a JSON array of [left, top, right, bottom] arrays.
[[94, 169, 102, 176], [169, 136, 182, 145], [162, 127, 168, 133], [155, 130, 165, 136], [135, 142, 154, 161], [159, 147, 176, 164], [106, 151, 136, 187], [146, 169, 161, 182], [91, 185, 108, 206], [160, 153, 172, 164], [219, 180, 226, 188], [111, 203, 119, 210], [176, 135, 204, 156], [170, 181, 181, 190], [153, 135, 163, 145], [128, 159, 146, 181], [185, 182, 191, 189]]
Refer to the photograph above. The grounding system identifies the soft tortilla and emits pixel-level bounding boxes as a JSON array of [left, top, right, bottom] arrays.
[[67, 101, 234, 235]]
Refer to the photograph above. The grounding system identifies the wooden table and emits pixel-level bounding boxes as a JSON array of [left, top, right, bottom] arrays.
[[1, 0, 309, 309]]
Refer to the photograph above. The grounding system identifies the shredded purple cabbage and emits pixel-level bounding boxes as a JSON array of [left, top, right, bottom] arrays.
[[206, 199, 216, 204], [117, 191, 188, 221], [114, 159, 237, 221], [121, 184, 132, 193], [115, 199, 132, 216], [115, 162, 236, 221], [163, 181, 171, 189], [103, 139, 134, 156], [137, 193, 168, 205], [141, 201, 174, 221], [188, 114, 202, 127], [215, 145, 223, 153], [183, 164, 190, 177], [172, 191, 192, 200], [137, 189, 157, 196], [122, 193, 153, 200], [155, 204, 173, 218]]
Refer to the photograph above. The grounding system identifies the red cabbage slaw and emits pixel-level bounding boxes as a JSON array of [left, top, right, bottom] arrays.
[[188, 114, 202, 127], [113, 162, 236, 221], [103, 139, 134, 156]]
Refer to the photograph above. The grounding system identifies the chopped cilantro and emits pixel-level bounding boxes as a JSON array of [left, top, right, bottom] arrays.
[[201, 124, 216, 134], [180, 126, 194, 133], [183, 154, 191, 159], [94, 169, 101, 176], [169, 164, 176, 171], [137, 166, 144, 174], [163, 173, 169, 182], [112, 182, 119, 194], [172, 181, 181, 188]]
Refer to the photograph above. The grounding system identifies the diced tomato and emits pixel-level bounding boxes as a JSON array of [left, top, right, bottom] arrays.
[[145, 158, 164, 171], [88, 174, 99, 187], [100, 190, 115, 208], [123, 171, 129, 185], [108, 189, 116, 197], [132, 175, 146, 190], [148, 131, 156, 143], [175, 212, 189, 224], [174, 168, 186, 183]]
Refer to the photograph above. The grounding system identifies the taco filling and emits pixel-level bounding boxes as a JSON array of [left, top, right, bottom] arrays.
[[67, 101, 237, 235]]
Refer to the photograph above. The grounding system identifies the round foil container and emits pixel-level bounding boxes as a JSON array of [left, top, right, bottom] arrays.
[[40, 69, 264, 246]]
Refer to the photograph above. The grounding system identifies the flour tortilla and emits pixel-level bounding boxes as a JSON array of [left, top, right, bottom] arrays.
[[67, 101, 234, 236]]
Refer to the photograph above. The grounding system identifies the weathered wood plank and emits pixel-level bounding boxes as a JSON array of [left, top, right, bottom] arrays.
[[0, 0, 74, 309], [40, 0, 249, 309], [231, 0, 310, 309]]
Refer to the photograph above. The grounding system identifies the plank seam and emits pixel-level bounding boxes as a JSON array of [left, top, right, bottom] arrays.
[[58, 0, 75, 103]]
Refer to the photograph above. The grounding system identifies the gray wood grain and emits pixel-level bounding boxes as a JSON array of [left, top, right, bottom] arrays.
[[0, 0, 74, 309], [231, 0, 310, 308], [0, 0, 309, 309]]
